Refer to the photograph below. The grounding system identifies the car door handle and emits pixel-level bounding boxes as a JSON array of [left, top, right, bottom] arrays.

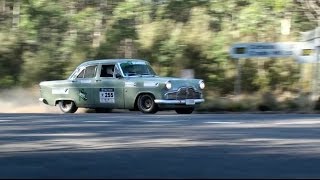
[[96, 79, 101, 82]]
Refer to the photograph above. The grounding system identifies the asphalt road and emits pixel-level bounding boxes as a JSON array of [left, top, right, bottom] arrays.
[[1, 112, 320, 178]]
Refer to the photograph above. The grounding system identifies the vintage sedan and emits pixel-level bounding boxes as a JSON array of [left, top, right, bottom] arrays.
[[39, 59, 205, 114]]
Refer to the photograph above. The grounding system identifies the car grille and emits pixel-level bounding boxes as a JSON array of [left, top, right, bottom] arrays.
[[165, 87, 201, 100]]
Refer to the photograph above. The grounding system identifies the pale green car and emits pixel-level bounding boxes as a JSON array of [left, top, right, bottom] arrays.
[[39, 59, 205, 114]]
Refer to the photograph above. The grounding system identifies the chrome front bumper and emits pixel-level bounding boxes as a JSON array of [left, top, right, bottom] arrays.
[[154, 99, 205, 105]]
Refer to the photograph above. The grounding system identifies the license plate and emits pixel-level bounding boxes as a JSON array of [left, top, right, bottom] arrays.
[[186, 99, 195, 105]]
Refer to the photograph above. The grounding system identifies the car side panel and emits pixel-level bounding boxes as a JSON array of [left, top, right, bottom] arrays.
[[92, 78, 125, 108], [68, 79, 94, 107], [123, 81, 164, 109]]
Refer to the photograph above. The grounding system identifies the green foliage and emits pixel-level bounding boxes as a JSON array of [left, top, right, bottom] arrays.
[[0, 32, 22, 88], [257, 92, 279, 111], [20, 45, 65, 86], [265, 59, 300, 91], [0, 0, 316, 110], [241, 59, 259, 92]]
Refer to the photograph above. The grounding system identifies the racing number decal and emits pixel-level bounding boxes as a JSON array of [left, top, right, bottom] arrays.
[[99, 88, 115, 103]]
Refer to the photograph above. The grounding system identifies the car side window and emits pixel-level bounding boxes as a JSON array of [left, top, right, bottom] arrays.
[[77, 69, 85, 78], [84, 65, 97, 78], [100, 65, 115, 78], [77, 65, 97, 79]]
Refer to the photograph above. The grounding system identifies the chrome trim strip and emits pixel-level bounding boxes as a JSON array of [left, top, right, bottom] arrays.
[[165, 88, 202, 100], [154, 99, 205, 104], [116, 62, 126, 77], [165, 88, 197, 94], [165, 87, 201, 95]]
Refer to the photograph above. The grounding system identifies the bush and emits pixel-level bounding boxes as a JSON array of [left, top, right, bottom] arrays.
[[196, 94, 259, 112], [314, 96, 320, 111], [0, 76, 16, 88], [257, 92, 278, 111]]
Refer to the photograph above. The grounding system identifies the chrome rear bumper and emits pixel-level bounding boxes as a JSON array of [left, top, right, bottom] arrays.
[[39, 98, 48, 104]]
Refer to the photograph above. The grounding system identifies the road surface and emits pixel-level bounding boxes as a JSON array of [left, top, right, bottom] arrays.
[[0, 112, 320, 178]]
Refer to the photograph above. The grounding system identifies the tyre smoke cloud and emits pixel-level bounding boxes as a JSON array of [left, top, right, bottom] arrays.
[[0, 88, 86, 113]]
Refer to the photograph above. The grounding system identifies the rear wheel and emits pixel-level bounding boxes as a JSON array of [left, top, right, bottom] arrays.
[[175, 107, 194, 114], [58, 100, 78, 113], [137, 94, 158, 114]]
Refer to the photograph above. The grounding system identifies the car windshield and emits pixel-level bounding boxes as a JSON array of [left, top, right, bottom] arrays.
[[120, 62, 156, 77]]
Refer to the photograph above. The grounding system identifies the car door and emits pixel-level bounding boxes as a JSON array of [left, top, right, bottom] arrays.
[[70, 65, 97, 107], [92, 63, 125, 108]]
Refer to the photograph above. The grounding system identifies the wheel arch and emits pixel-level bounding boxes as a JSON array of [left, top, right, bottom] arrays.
[[55, 98, 77, 106], [134, 92, 156, 110]]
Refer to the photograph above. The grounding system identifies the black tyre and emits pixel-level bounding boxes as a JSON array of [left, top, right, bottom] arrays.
[[58, 100, 78, 113], [95, 108, 112, 113], [137, 94, 158, 114], [175, 107, 194, 114]]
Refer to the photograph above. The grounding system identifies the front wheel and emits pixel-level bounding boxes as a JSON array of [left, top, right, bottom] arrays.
[[175, 108, 194, 114], [137, 94, 158, 114], [58, 100, 78, 113]]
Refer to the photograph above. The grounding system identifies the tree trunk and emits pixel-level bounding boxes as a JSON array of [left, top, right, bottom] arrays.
[[92, 0, 107, 48], [12, 0, 20, 29], [0, 0, 5, 13]]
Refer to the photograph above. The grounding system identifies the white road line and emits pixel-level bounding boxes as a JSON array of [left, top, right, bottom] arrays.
[[203, 121, 241, 124], [84, 121, 117, 123], [0, 120, 14, 122], [275, 120, 320, 125], [145, 120, 186, 123]]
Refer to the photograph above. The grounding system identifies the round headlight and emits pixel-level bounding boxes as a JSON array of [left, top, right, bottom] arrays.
[[165, 81, 172, 90], [199, 80, 205, 89]]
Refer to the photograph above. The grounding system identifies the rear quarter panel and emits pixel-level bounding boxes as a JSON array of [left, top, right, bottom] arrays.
[[40, 80, 82, 106]]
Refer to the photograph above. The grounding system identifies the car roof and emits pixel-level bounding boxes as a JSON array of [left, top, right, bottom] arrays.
[[78, 59, 148, 67]]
